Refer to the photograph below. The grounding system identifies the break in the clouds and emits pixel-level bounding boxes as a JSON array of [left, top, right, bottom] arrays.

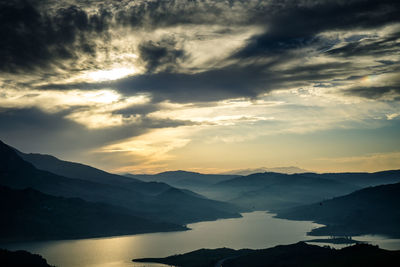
[[1, 0, 399, 173]]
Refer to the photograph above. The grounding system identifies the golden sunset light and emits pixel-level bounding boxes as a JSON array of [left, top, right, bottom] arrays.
[[1, 1, 400, 266]]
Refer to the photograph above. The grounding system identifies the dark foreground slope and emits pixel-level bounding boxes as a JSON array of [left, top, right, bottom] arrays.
[[133, 242, 400, 267], [276, 182, 400, 237], [0, 140, 240, 227], [0, 249, 54, 267], [134, 247, 251, 267], [0, 186, 184, 242]]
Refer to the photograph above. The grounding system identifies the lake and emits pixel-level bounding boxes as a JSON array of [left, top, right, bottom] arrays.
[[2, 211, 400, 267]]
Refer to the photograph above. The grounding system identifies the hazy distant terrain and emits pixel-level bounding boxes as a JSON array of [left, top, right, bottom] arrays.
[[133, 242, 400, 267], [299, 171, 400, 188], [129, 169, 400, 212], [125, 170, 237, 191], [208, 172, 360, 210]]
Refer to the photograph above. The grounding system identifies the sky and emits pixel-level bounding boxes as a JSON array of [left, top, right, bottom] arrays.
[[0, 0, 399, 174]]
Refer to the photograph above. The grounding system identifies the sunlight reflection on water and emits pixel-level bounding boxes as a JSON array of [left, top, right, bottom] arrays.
[[2, 211, 399, 267]]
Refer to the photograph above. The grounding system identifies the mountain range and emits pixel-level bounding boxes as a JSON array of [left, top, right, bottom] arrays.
[[222, 166, 309, 175], [125, 170, 237, 190], [128, 169, 400, 211], [0, 140, 240, 241], [2, 138, 400, 241], [207, 172, 361, 210]]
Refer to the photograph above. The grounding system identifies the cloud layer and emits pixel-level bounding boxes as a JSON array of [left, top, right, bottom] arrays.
[[1, 0, 399, 172]]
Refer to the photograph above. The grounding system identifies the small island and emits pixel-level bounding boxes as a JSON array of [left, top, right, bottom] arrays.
[[305, 236, 362, 244]]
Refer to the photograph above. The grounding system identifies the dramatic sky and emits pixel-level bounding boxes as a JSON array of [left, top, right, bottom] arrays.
[[1, 0, 399, 174]]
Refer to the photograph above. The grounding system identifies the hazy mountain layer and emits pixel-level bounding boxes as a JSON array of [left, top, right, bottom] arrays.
[[156, 170, 400, 211], [300, 171, 400, 188], [206, 172, 360, 210], [126, 170, 237, 190]]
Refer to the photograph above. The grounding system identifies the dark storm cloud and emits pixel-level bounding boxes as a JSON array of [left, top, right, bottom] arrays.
[[2, 0, 400, 102], [1, 0, 400, 170], [0, 107, 192, 154], [114, 0, 243, 28], [115, 66, 268, 102], [37, 81, 106, 91], [36, 67, 266, 102], [41, 1, 400, 103], [235, 0, 400, 58], [0, 0, 247, 74], [37, 61, 359, 103], [2, 0, 400, 70], [0, 107, 141, 153], [344, 86, 400, 100], [112, 103, 161, 117], [138, 39, 186, 73], [326, 31, 400, 57], [0, 0, 110, 72]]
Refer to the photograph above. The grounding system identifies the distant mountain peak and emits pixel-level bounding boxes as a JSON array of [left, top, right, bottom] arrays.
[[223, 166, 309, 176], [158, 170, 200, 175]]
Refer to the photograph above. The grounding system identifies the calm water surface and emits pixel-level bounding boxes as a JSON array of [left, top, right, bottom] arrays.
[[2, 211, 399, 267]]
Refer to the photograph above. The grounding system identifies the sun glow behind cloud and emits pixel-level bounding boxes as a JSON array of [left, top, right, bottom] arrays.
[[0, 89, 121, 110], [98, 127, 194, 173], [87, 67, 137, 81], [96, 88, 400, 173]]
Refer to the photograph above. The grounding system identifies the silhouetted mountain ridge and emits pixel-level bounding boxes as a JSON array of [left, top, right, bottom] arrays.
[[17, 150, 172, 196], [223, 166, 309, 175], [0, 185, 185, 242], [0, 140, 241, 232], [276, 182, 400, 237]]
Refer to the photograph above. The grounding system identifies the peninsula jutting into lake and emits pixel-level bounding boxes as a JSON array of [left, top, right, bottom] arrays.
[[133, 242, 400, 267]]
